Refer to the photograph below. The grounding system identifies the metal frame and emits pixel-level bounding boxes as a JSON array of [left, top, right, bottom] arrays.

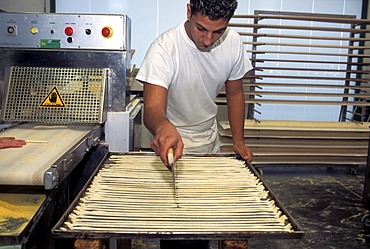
[[52, 152, 304, 240]]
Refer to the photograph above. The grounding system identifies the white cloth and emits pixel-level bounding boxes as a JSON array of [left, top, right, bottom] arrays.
[[136, 22, 252, 153], [177, 118, 220, 153]]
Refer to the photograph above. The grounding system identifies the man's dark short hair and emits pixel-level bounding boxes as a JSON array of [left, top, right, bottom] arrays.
[[189, 0, 238, 21]]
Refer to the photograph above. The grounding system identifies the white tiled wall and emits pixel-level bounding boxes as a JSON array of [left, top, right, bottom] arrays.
[[56, 0, 362, 66], [57, 0, 188, 67], [56, 0, 363, 122]]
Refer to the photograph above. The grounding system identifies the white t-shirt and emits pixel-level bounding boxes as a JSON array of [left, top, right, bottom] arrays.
[[136, 22, 252, 153]]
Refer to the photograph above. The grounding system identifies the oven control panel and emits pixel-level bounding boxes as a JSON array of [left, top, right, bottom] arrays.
[[0, 13, 130, 50]]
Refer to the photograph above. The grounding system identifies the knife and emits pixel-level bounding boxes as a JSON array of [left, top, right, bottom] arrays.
[[167, 148, 179, 208]]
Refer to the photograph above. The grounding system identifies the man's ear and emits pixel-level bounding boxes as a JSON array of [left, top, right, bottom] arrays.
[[186, 4, 192, 21]]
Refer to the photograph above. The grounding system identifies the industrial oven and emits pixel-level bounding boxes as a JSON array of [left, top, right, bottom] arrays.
[[0, 12, 141, 248]]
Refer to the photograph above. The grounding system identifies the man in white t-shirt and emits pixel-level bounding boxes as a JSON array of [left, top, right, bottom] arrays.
[[137, 0, 253, 168], [136, 1, 253, 248]]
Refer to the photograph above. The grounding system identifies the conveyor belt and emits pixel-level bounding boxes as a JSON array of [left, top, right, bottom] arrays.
[[0, 123, 97, 186], [53, 154, 303, 239]]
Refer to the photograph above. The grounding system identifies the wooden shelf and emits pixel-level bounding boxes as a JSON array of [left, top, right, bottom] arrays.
[[253, 67, 370, 74], [216, 98, 370, 106], [229, 23, 370, 34], [244, 41, 370, 50], [229, 10, 370, 121], [239, 32, 370, 42], [247, 50, 370, 58], [243, 82, 370, 90], [233, 13, 370, 25], [244, 75, 370, 83], [251, 58, 370, 66], [220, 90, 370, 98], [219, 120, 370, 166], [243, 91, 370, 98]]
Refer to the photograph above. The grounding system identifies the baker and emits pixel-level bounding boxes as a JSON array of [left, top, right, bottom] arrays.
[[137, 0, 253, 170]]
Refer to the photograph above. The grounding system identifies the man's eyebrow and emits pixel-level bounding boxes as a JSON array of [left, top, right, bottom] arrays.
[[195, 22, 227, 33], [195, 22, 207, 30]]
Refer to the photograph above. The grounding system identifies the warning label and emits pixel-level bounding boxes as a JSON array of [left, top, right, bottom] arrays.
[[40, 86, 66, 108], [40, 39, 61, 48]]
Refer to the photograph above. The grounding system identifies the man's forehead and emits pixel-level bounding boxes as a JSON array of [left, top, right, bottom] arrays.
[[192, 13, 229, 31]]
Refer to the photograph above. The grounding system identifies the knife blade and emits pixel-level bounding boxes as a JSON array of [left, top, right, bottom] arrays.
[[167, 148, 179, 208]]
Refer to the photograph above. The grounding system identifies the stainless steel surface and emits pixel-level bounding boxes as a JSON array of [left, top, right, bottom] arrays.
[[0, 13, 130, 51], [129, 100, 142, 151], [105, 98, 142, 152], [0, 45, 130, 113], [52, 153, 304, 240], [1, 66, 108, 124], [0, 12, 131, 112]]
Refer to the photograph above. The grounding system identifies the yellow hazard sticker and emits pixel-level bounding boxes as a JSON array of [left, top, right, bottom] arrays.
[[39, 86, 66, 108]]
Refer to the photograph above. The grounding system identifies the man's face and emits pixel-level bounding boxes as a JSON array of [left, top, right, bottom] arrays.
[[185, 4, 229, 51]]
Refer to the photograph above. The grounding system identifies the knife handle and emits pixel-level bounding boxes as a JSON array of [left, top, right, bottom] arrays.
[[167, 148, 174, 165]]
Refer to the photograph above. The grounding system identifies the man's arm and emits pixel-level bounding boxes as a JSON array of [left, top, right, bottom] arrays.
[[225, 79, 253, 161], [143, 82, 183, 168]]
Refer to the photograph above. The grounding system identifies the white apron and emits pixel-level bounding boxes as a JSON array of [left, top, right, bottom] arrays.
[[177, 118, 220, 154]]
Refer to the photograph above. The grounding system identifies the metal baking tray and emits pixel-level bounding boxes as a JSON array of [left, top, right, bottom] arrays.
[[52, 152, 304, 240]]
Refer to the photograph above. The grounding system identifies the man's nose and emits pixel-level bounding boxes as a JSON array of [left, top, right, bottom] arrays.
[[204, 32, 213, 47]]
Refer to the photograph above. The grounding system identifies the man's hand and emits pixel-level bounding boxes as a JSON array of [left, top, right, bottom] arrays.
[[150, 125, 184, 170], [233, 142, 253, 162], [0, 137, 26, 149]]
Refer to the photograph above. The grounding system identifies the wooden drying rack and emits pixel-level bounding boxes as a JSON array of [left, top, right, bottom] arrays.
[[223, 10, 370, 122]]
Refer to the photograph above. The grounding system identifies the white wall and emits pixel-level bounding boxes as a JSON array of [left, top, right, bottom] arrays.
[[0, 0, 50, 12], [56, 0, 363, 66], [56, 0, 363, 122], [56, 0, 189, 66]]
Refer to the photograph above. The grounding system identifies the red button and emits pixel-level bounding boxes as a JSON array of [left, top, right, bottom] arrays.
[[65, 27, 73, 36], [102, 27, 111, 37]]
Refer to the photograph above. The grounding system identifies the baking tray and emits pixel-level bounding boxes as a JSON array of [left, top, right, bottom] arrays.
[[52, 152, 304, 240]]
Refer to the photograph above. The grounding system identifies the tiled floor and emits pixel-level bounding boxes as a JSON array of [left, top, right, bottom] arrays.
[[249, 166, 369, 248]]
